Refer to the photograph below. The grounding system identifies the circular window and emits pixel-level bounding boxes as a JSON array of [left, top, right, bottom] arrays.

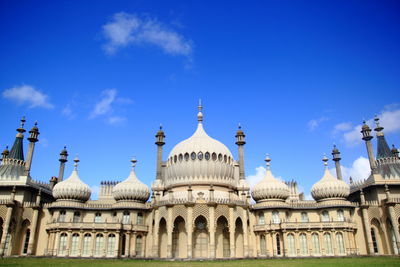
[[218, 154, 223, 161], [198, 152, 203, 160], [184, 153, 189, 161], [205, 152, 210, 160], [212, 153, 217, 161], [178, 154, 183, 162], [174, 155, 177, 163], [191, 152, 196, 160]]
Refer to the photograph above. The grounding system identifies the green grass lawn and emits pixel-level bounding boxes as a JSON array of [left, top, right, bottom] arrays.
[[1, 257, 399, 267]]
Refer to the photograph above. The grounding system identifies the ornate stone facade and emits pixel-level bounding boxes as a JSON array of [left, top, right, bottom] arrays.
[[0, 109, 400, 259]]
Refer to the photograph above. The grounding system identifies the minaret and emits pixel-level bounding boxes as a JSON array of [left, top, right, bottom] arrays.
[[374, 116, 393, 159], [58, 146, 68, 181], [24, 122, 40, 176], [155, 125, 165, 181], [360, 120, 377, 174], [235, 123, 246, 181], [332, 144, 343, 180], [1, 145, 9, 163], [8, 116, 26, 161]]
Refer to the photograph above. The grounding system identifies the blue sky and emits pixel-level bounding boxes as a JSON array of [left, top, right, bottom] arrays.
[[1, 0, 400, 199]]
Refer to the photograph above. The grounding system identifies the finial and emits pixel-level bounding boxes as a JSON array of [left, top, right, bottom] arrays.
[[20, 116, 26, 128], [374, 115, 384, 133], [73, 154, 79, 169], [197, 99, 203, 123], [265, 153, 271, 169], [238, 123, 241, 129], [322, 153, 328, 167], [159, 124, 163, 130], [131, 157, 137, 168]]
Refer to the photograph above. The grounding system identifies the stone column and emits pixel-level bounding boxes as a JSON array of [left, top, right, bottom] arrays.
[[27, 192, 41, 255], [126, 232, 131, 257], [360, 192, 374, 254], [90, 231, 95, 257], [78, 232, 83, 257], [115, 231, 120, 257], [131, 232, 137, 257], [256, 234, 261, 256], [187, 205, 193, 258], [152, 209, 160, 257], [387, 205, 400, 254], [166, 207, 173, 258], [242, 209, 249, 257], [209, 205, 216, 258], [0, 205, 14, 256], [271, 232, 276, 256], [229, 206, 235, 258]]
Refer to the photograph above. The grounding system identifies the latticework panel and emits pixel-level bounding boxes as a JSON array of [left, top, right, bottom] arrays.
[[172, 205, 187, 222], [193, 204, 209, 224]]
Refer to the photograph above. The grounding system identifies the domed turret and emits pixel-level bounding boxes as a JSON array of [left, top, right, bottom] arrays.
[[165, 102, 235, 188], [311, 154, 350, 201], [251, 154, 289, 202], [113, 158, 150, 202], [53, 156, 91, 202]]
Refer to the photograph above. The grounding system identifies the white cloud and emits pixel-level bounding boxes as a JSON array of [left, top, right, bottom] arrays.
[[246, 166, 266, 188], [333, 122, 352, 133], [107, 116, 126, 125], [335, 106, 400, 146], [89, 89, 117, 119], [102, 12, 193, 57], [330, 156, 370, 182], [62, 104, 75, 119], [2, 85, 54, 109], [308, 117, 329, 131]]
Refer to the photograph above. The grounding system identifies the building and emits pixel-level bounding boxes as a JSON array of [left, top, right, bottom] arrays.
[[0, 104, 399, 259]]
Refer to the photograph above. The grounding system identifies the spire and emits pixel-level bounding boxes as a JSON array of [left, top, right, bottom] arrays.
[[197, 99, 203, 123], [28, 121, 40, 142], [155, 124, 165, 146], [265, 153, 271, 170], [235, 123, 246, 145], [374, 116, 393, 159], [9, 117, 26, 161]]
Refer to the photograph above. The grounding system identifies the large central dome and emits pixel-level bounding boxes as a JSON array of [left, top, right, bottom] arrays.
[[164, 103, 236, 189]]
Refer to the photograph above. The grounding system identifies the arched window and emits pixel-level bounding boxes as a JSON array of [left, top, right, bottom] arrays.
[[258, 212, 265, 225], [224, 155, 227, 163], [198, 152, 203, 160], [276, 234, 281, 255], [73, 212, 81, 223], [371, 228, 379, 253], [58, 233, 68, 255], [324, 233, 333, 255], [174, 155, 177, 163], [300, 233, 308, 255], [212, 153, 217, 161], [107, 234, 115, 256], [322, 211, 330, 222], [205, 152, 210, 160], [123, 211, 130, 224], [95, 213, 102, 223], [178, 154, 183, 162], [337, 210, 344, 222], [95, 234, 104, 256], [301, 212, 309, 223], [59, 210, 66, 222], [121, 234, 126, 256], [135, 235, 142, 256], [71, 233, 79, 256], [218, 154, 223, 161], [336, 232, 345, 254], [83, 233, 91, 255], [287, 234, 295, 256], [22, 229, 30, 254], [272, 211, 280, 224], [184, 153, 189, 161], [312, 233, 320, 255], [260, 235, 266, 255], [137, 212, 143, 225], [191, 152, 196, 160]]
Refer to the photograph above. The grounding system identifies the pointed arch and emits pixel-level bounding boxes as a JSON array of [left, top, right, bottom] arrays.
[[193, 215, 208, 258], [172, 216, 187, 258], [216, 216, 230, 258], [158, 217, 168, 258], [235, 217, 244, 258]]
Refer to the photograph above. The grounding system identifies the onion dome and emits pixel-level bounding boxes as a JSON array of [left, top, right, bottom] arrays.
[[1, 145, 9, 159], [251, 154, 289, 202], [165, 102, 235, 188], [53, 156, 91, 202], [311, 154, 350, 201], [28, 122, 39, 142], [113, 158, 150, 202]]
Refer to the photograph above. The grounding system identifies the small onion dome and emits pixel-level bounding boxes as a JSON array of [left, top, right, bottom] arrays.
[[113, 158, 150, 202], [1, 145, 9, 158], [251, 154, 289, 202], [311, 154, 350, 201], [53, 156, 91, 202]]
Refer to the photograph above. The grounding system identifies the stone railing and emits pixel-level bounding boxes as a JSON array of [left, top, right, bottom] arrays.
[[252, 199, 358, 210], [155, 197, 248, 207], [46, 221, 148, 232], [44, 200, 150, 210], [254, 221, 357, 231]]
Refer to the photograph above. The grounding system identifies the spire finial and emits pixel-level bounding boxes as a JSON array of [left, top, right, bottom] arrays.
[[131, 156, 137, 168], [374, 115, 384, 134], [20, 116, 26, 128], [16, 116, 26, 135], [159, 124, 163, 130], [322, 153, 328, 167], [197, 99, 203, 123], [238, 123, 241, 129], [265, 153, 271, 169], [73, 154, 79, 169]]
